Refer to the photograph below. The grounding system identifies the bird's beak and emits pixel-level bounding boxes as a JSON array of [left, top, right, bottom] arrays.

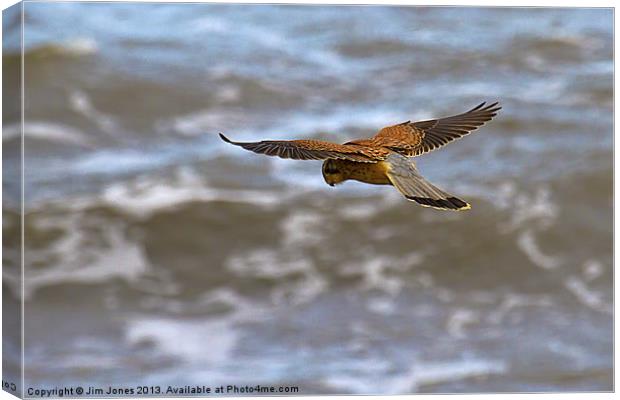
[[329, 183, 335, 187]]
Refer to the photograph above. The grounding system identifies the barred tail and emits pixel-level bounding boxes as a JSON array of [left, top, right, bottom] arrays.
[[385, 154, 471, 211]]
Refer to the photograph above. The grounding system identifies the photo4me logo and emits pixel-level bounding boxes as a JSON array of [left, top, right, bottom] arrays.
[[165, 385, 300, 394], [224, 385, 299, 394]]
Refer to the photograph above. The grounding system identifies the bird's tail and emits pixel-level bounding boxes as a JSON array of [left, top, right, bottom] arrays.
[[385, 154, 471, 211]]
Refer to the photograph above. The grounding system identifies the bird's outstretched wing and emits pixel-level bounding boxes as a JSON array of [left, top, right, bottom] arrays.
[[219, 133, 386, 163], [372, 101, 501, 157]]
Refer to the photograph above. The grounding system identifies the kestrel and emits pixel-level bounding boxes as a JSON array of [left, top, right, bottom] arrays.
[[220, 101, 501, 211]]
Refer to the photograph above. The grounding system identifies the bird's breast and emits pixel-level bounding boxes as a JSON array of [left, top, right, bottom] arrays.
[[345, 161, 392, 185]]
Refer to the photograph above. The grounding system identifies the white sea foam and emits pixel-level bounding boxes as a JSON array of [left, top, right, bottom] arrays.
[[343, 258, 403, 295], [214, 84, 242, 103], [26, 164, 289, 226], [193, 15, 348, 73], [280, 210, 327, 247], [3, 121, 93, 146], [324, 357, 508, 393], [564, 275, 612, 315], [226, 208, 346, 305], [490, 181, 518, 211], [194, 16, 285, 49], [53, 351, 120, 370], [339, 201, 381, 220], [27, 38, 98, 57], [126, 288, 270, 367], [99, 168, 281, 218], [280, 106, 411, 139], [581, 259, 604, 281], [226, 245, 327, 306], [169, 107, 249, 137], [69, 90, 118, 133], [271, 270, 327, 306], [390, 359, 508, 393], [190, 16, 229, 34], [415, 272, 434, 289], [493, 185, 563, 271], [366, 296, 396, 315], [126, 317, 239, 365], [487, 292, 553, 324], [171, 104, 410, 141], [340, 253, 424, 296], [521, 78, 568, 104], [72, 149, 168, 175], [509, 187, 559, 230], [23, 214, 148, 299], [446, 308, 479, 338], [227, 249, 313, 279], [517, 229, 562, 270], [547, 340, 590, 368], [60, 38, 98, 55]]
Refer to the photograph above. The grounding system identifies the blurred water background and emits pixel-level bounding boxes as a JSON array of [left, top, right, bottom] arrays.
[[2, 3, 613, 393]]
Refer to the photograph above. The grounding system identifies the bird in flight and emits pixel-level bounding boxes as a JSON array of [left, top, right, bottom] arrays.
[[220, 102, 501, 211]]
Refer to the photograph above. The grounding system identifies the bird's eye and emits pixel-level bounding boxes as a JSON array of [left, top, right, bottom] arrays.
[[323, 161, 339, 175]]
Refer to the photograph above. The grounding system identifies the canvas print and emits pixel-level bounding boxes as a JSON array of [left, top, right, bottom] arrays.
[[2, 2, 613, 396]]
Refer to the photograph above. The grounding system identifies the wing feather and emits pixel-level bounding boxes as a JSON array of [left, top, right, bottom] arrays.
[[369, 102, 500, 158], [219, 133, 381, 163], [411, 101, 501, 156]]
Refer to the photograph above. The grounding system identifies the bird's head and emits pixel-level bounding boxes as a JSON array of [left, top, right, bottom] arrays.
[[322, 159, 346, 187]]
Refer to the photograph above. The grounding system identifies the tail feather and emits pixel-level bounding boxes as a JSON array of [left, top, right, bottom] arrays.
[[385, 153, 471, 211]]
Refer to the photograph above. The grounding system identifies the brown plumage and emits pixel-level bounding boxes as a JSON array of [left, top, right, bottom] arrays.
[[220, 101, 501, 210]]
